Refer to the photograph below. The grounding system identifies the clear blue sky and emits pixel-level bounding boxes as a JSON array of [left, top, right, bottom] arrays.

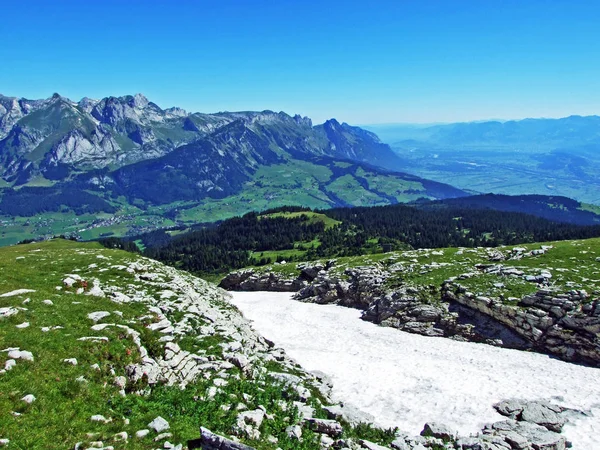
[[1, 0, 599, 124]]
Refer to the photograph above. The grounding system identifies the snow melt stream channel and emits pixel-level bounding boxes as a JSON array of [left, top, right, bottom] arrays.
[[229, 291, 600, 449]]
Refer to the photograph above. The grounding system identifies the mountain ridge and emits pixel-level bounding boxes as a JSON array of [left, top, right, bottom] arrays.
[[0, 92, 409, 185], [0, 92, 467, 245]]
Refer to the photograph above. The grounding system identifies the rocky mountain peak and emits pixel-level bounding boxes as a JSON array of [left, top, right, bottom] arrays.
[[0, 91, 406, 187], [293, 114, 313, 128], [91, 94, 162, 126], [132, 93, 149, 108], [323, 118, 342, 131], [0, 96, 32, 139], [77, 97, 99, 113], [164, 106, 188, 118]]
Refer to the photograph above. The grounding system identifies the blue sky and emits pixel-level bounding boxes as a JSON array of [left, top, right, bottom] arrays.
[[1, 0, 599, 124]]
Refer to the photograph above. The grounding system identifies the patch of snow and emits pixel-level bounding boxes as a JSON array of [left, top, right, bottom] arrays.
[[230, 292, 600, 450]]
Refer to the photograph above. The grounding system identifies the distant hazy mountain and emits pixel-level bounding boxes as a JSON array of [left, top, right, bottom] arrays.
[[417, 193, 600, 226], [364, 116, 600, 205], [364, 116, 600, 147]]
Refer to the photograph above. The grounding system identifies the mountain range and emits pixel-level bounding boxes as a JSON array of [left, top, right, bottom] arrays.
[[0, 93, 466, 244]]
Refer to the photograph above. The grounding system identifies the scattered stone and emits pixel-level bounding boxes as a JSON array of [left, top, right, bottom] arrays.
[[77, 337, 109, 343], [235, 408, 266, 438], [42, 299, 54, 306], [193, 427, 256, 450], [148, 416, 170, 433], [0, 307, 20, 318], [490, 419, 567, 449], [135, 429, 150, 439], [8, 349, 34, 361], [285, 425, 302, 440], [114, 376, 127, 389], [154, 432, 172, 441], [21, 394, 36, 404], [0, 439, 8, 447], [520, 402, 566, 432], [360, 439, 390, 450], [64, 358, 78, 366], [0, 289, 36, 297], [390, 438, 410, 450], [91, 415, 110, 423], [113, 432, 128, 441], [63, 277, 78, 287], [4, 359, 16, 371], [15, 322, 30, 329], [421, 422, 454, 440], [86, 285, 105, 297], [304, 418, 343, 437], [87, 311, 111, 322]]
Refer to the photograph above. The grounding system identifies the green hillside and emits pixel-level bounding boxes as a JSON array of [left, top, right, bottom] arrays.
[[0, 240, 396, 449]]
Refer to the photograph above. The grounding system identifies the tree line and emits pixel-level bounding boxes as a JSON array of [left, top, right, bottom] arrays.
[[103, 204, 600, 275]]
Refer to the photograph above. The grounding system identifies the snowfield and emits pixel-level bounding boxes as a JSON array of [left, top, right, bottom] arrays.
[[230, 291, 600, 449]]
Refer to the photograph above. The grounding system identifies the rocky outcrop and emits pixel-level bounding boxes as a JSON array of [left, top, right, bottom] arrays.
[[44, 126, 122, 168], [218, 269, 306, 292], [189, 427, 256, 450], [221, 259, 599, 366], [295, 265, 387, 309], [493, 399, 568, 433], [444, 284, 600, 366]]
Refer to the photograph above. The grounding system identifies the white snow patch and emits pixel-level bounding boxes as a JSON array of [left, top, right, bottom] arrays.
[[230, 292, 600, 449]]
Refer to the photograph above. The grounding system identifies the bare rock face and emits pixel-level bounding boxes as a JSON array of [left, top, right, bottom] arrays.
[[0, 97, 27, 139], [294, 265, 387, 309], [189, 427, 256, 450], [304, 418, 344, 437], [421, 422, 455, 441], [218, 269, 306, 292], [494, 399, 567, 433], [45, 127, 121, 168], [485, 420, 567, 450], [446, 283, 600, 366]]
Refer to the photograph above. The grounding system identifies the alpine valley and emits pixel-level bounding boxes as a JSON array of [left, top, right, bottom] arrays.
[[0, 93, 468, 245]]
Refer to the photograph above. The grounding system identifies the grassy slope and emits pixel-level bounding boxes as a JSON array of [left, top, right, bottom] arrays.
[[259, 211, 341, 230], [0, 147, 457, 246], [249, 212, 340, 263], [0, 240, 395, 449]]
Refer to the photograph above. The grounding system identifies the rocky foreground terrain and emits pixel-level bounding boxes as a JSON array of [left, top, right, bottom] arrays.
[[221, 238, 600, 368], [0, 239, 594, 449]]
